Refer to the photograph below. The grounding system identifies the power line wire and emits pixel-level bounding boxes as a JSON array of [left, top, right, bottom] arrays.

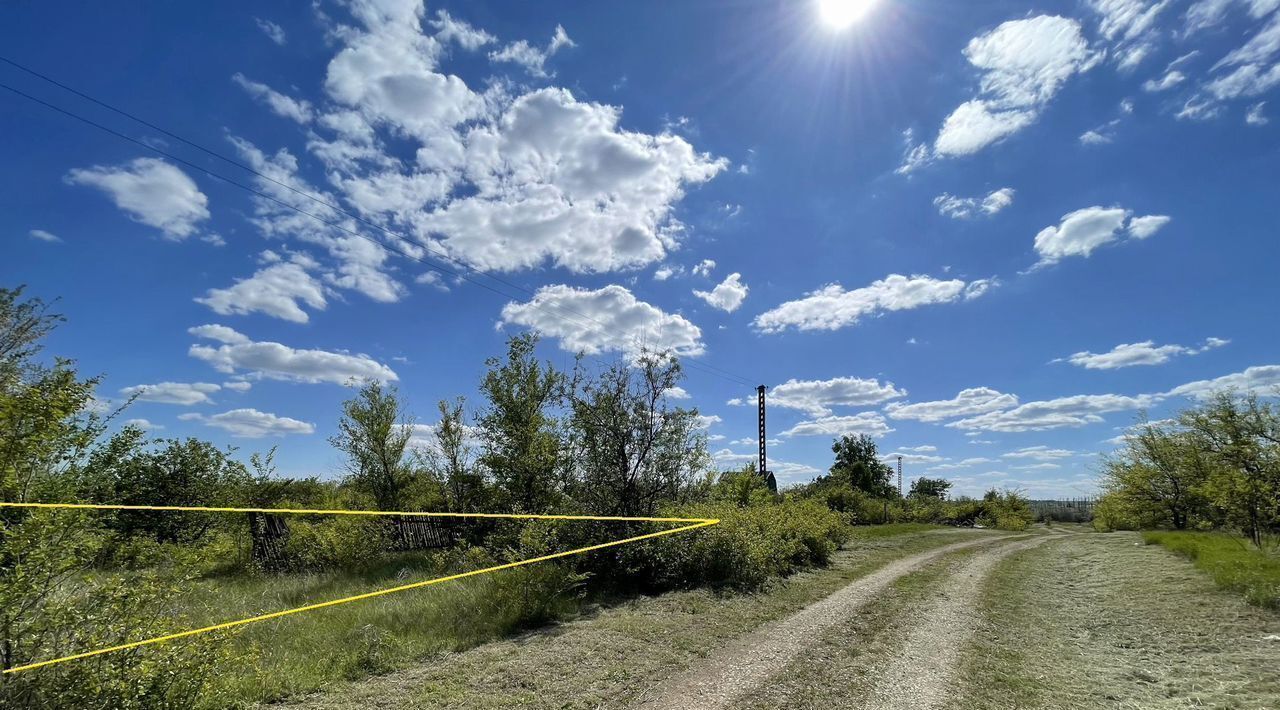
[[0, 62, 757, 389]]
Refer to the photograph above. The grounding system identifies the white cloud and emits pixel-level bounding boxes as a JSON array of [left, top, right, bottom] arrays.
[[885, 387, 1018, 422], [753, 274, 988, 334], [1032, 207, 1169, 266], [768, 376, 906, 416], [1128, 214, 1172, 238], [28, 229, 61, 243], [411, 88, 727, 273], [232, 74, 314, 123], [255, 18, 286, 45], [666, 386, 691, 399], [949, 393, 1159, 432], [119, 381, 221, 406], [710, 449, 820, 483], [123, 418, 164, 431], [182, 408, 314, 438], [188, 324, 398, 385], [933, 16, 1095, 157], [196, 252, 329, 323], [883, 453, 947, 465], [222, 381, 252, 393], [692, 259, 717, 277], [187, 324, 251, 345], [408, 421, 483, 455], [1056, 337, 1228, 369], [1166, 364, 1280, 399], [1143, 69, 1187, 92], [1247, 101, 1270, 124], [933, 187, 1015, 219], [489, 24, 574, 78], [780, 412, 894, 438], [1090, 0, 1171, 71], [1001, 446, 1079, 460], [693, 273, 749, 312], [66, 158, 210, 240], [430, 9, 495, 50], [1079, 128, 1114, 145], [499, 284, 704, 359], [653, 265, 679, 281]]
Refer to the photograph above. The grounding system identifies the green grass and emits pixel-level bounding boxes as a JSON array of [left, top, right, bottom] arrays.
[[1142, 530, 1280, 609], [848, 522, 947, 538]]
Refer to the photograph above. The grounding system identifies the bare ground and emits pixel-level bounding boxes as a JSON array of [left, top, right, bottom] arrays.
[[630, 534, 1015, 710]]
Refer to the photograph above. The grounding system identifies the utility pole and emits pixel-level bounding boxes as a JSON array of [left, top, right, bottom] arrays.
[[897, 455, 903, 497], [757, 385, 777, 493]]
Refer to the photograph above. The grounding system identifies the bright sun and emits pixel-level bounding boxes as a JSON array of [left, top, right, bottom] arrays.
[[816, 0, 879, 30]]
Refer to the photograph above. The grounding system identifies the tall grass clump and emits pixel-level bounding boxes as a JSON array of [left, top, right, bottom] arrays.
[[1143, 531, 1280, 609]]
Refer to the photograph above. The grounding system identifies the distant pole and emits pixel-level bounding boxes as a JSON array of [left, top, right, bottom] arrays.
[[897, 456, 903, 497], [757, 385, 776, 493]]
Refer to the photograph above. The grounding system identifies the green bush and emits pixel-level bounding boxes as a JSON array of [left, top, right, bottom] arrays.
[[1143, 530, 1280, 609], [281, 517, 391, 572], [635, 499, 850, 590]]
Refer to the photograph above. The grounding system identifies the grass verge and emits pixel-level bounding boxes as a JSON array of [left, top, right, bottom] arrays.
[[1142, 530, 1280, 609], [955, 532, 1280, 710]]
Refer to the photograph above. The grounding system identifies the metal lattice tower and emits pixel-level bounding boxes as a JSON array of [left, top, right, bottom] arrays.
[[897, 456, 903, 497]]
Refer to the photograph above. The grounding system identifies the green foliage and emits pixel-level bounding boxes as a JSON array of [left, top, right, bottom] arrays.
[[908, 476, 952, 500], [427, 397, 487, 515], [828, 434, 896, 498], [1143, 530, 1280, 609], [565, 352, 709, 517], [477, 333, 565, 513], [330, 380, 425, 511], [281, 516, 392, 572], [639, 499, 850, 590], [709, 463, 774, 507]]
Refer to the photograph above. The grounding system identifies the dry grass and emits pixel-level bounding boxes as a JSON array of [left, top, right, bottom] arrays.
[[956, 531, 1280, 709]]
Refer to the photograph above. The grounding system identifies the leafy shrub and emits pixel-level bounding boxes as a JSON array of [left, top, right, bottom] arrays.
[[635, 499, 850, 590], [281, 517, 391, 572]]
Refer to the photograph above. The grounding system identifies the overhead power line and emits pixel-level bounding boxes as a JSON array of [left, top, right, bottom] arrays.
[[0, 57, 757, 388]]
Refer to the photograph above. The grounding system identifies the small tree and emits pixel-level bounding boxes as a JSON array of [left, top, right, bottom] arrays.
[[476, 333, 564, 513], [429, 397, 487, 514], [830, 434, 895, 497], [909, 477, 952, 500], [565, 352, 709, 517], [330, 380, 415, 511]]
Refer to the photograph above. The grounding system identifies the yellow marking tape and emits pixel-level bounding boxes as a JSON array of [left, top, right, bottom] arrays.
[[0, 502, 718, 674]]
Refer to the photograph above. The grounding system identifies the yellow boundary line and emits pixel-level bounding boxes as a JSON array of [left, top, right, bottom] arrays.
[[0, 502, 718, 674]]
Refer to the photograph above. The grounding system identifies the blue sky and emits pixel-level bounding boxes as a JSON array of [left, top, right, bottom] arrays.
[[5, 0, 1280, 497]]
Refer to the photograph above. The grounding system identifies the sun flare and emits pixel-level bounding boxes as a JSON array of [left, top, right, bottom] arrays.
[[816, 0, 879, 30]]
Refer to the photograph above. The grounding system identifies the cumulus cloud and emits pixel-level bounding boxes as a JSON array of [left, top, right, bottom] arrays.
[[410, 88, 727, 273], [1032, 207, 1170, 266], [884, 387, 1019, 422], [692, 259, 716, 277], [188, 324, 398, 384], [119, 381, 221, 406], [780, 412, 894, 438], [489, 24, 574, 78], [1001, 445, 1079, 460], [181, 408, 314, 438], [768, 377, 906, 416], [196, 251, 329, 323], [753, 274, 990, 334], [930, 16, 1096, 159], [222, 381, 252, 393], [66, 158, 210, 240], [123, 418, 164, 431], [948, 393, 1160, 432], [232, 73, 314, 123], [1055, 337, 1228, 369], [933, 187, 1015, 219], [499, 284, 704, 359], [693, 273, 749, 312], [1165, 364, 1280, 399], [430, 9, 495, 50]]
